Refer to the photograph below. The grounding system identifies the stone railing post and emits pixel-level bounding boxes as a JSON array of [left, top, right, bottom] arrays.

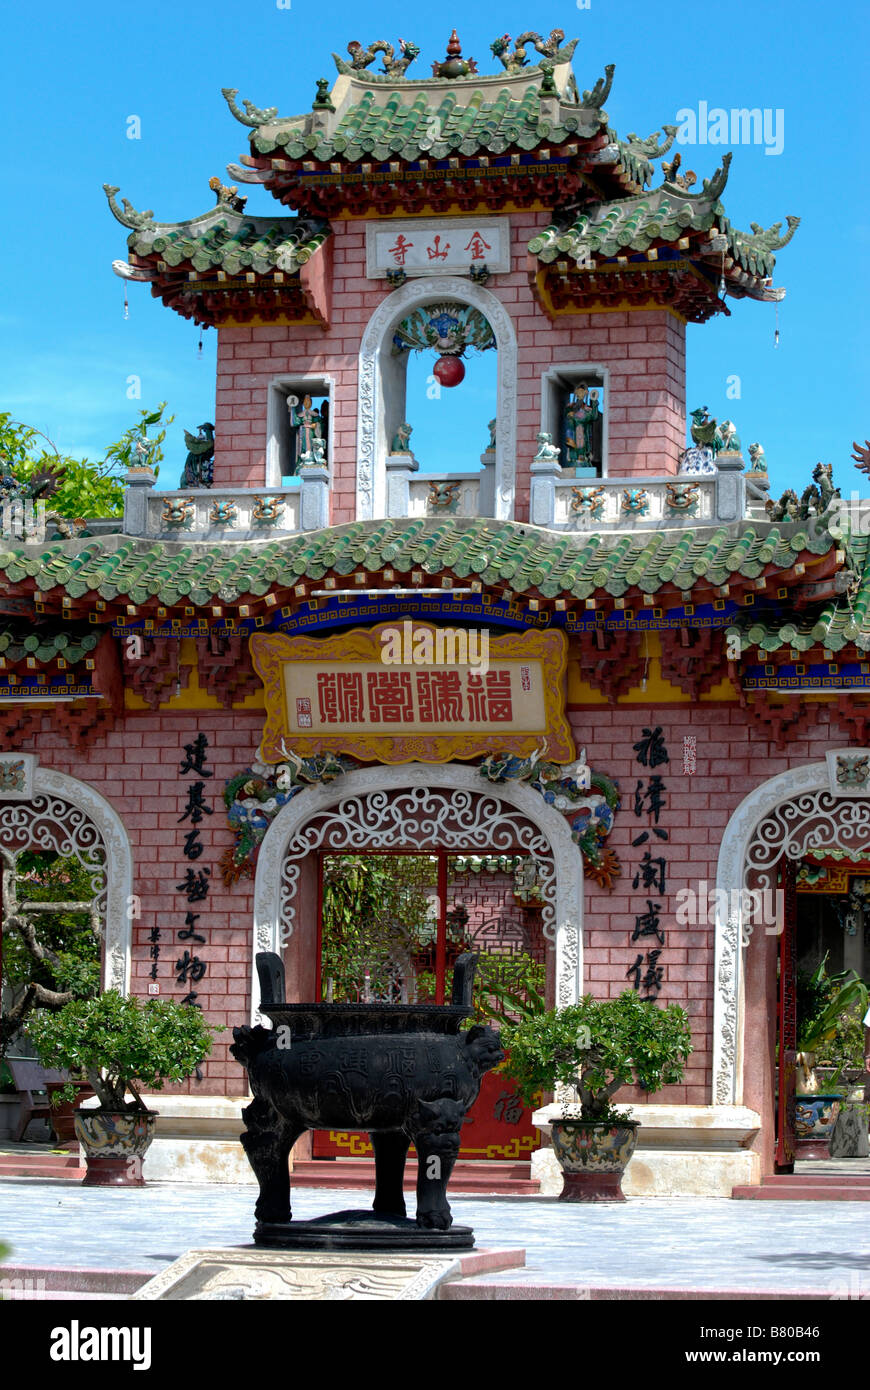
[[122, 467, 157, 535], [299, 463, 330, 531], [385, 452, 419, 519], [715, 453, 746, 522], [529, 435, 561, 528], [478, 451, 496, 517]]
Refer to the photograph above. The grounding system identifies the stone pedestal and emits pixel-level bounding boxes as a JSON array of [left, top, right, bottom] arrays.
[[529, 451, 561, 529], [715, 452, 746, 521], [478, 452, 496, 516], [122, 467, 157, 535], [133, 1245, 524, 1301], [386, 452, 419, 518], [299, 463, 330, 531]]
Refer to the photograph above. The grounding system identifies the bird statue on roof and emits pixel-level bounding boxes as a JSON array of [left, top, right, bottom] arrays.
[[180, 423, 216, 489], [689, 407, 724, 458]]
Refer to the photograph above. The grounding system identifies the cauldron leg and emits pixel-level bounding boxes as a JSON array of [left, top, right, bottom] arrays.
[[241, 1097, 304, 1225], [412, 1123, 462, 1231], [371, 1130, 410, 1217]]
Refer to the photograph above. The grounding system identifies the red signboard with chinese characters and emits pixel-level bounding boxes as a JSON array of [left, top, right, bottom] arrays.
[[251, 623, 575, 764]]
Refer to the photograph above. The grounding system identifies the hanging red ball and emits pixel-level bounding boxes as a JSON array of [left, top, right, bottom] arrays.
[[433, 354, 465, 388]]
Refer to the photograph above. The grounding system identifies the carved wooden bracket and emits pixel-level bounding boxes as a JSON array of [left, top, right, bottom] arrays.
[[121, 636, 191, 709], [659, 627, 732, 699], [576, 629, 644, 702], [195, 634, 260, 707]]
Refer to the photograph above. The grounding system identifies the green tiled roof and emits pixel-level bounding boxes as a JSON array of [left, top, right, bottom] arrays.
[[240, 84, 605, 163], [0, 518, 841, 612], [104, 187, 330, 275], [727, 535, 870, 655], [0, 624, 99, 666], [529, 167, 799, 282]]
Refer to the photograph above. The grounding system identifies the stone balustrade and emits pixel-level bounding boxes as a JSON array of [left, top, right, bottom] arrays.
[[123, 452, 750, 535], [123, 473, 317, 539]]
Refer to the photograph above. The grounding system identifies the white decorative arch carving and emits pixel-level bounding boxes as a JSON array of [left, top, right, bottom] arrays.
[[0, 765, 134, 993], [713, 756, 870, 1106], [252, 764, 582, 1023], [356, 277, 518, 521]]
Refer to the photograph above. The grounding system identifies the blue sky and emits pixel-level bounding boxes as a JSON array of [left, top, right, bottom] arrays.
[[1, 0, 867, 496]]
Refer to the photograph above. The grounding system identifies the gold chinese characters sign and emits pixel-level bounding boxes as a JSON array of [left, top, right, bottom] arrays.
[[251, 623, 575, 765]]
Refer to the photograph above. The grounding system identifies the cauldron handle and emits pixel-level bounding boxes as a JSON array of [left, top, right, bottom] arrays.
[[255, 951, 287, 1008], [451, 952, 479, 1007]]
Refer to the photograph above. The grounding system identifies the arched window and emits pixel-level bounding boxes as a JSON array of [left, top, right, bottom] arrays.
[[356, 277, 518, 521]]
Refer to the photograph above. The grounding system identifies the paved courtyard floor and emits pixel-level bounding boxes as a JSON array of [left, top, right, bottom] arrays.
[[1, 1180, 868, 1298]]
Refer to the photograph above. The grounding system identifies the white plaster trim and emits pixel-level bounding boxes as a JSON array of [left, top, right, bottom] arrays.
[[713, 760, 870, 1107], [356, 278, 517, 521], [0, 766, 133, 994], [252, 764, 582, 1024]]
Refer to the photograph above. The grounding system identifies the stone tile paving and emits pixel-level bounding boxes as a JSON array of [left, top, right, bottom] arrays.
[[0, 1181, 868, 1296]]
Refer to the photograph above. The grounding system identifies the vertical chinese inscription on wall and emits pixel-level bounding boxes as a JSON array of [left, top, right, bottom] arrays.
[[173, 733, 214, 1078], [626, 726, 670, 1001]]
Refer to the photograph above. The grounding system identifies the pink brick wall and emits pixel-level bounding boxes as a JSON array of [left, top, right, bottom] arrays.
[[28, 691, 849, 1154], [28, 711, 264, 1097], [567, 699, 849, 1165], [212, 215, 687, 516]]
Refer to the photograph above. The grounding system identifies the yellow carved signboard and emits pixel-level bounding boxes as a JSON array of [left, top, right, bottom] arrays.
[[251, 622, 575, 765]]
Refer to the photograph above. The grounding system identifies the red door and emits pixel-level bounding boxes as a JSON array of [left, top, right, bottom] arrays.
[[312, 850, 544, 1160]]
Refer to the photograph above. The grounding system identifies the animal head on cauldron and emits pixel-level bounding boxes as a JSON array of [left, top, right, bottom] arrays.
[[416, 1098, 467, 1138], [464, 1024, 505, 1072], [230, 1024, 275, 1066]]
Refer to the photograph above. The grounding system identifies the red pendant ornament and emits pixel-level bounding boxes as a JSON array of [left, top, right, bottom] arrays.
[[433, 354, 465, 388]]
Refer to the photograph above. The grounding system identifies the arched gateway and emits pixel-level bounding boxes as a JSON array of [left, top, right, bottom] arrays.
[[251, 764, 583, 1023], [0, 760, 134, 995], [713, 753, 870, 1110]]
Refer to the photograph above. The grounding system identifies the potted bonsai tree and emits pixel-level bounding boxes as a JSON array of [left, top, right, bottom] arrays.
[[501, 991, 692, 1201], [27, 991, 219, 1186]]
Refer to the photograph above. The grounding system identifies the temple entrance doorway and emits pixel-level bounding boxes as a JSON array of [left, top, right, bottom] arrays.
[[311, 848, 547, 1162], [775, 857, 870, 1171]]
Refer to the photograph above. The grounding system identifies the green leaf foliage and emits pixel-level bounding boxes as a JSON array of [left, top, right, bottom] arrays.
[[500, 991, 693, 1122], [27, 992, 220, 1112], [0, 404, 174, 520], [797, 954, 869, 1055]]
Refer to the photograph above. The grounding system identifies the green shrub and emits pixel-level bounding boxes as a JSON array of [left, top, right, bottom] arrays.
[[501, 991, 693, 1123], [27, 992, 220, 1112]]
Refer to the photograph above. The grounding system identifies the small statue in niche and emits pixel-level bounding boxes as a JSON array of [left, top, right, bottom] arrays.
[[286, 394, 328, 475], [563, 386, 601, 469], [533, 432, 561, 464], [390, 422, 413, 454]]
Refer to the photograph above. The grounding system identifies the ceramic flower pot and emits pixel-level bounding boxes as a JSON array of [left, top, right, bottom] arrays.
[[550, 1119, 639, 1202], [794, 1094, 842, 1160], [46, 1081, 96, 1147], [74, 1109, 157, 1186]]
